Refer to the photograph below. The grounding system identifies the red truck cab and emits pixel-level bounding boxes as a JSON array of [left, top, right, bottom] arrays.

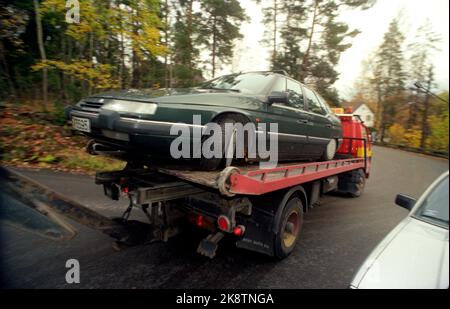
[[332, 108, 373, 159]]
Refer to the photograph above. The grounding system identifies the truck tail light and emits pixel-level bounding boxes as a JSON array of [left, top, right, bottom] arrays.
[[233, 225, 245, 237], [196, 215, 205, 228], [217, 215, 230, 232]]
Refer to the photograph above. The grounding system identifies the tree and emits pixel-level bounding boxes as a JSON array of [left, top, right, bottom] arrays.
[[372, 18, 406, 142], [418, 67, 434, 150], [271, 0, 375, 106], [427, 92, 449, 153], [31, 0, 167, 97], [121, 0, 167, 88], [34, 0, 119, 96], [200, 0, 248, 78], [348, 56, 378, 111], [33, 0, 48, 110], [162, 0, 171, 88], [255, 0, 283, 66], [172, 0, 204, 87], [272, 1, 307, 75], [346, 18, 447, 154], [407, 21, 441, 150], [408, 21, 441, 85], [0, 3, 29, 99]]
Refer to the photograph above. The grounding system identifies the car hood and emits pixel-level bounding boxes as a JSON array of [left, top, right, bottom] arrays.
[[88, 89, 265, 110], [352, 217, 449, 289]]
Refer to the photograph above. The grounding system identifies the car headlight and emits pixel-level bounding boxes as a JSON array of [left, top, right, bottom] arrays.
[[101, 100, 157, 115]]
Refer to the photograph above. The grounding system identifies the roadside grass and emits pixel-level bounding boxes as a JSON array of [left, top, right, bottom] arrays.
[[59, 149, 125, 172], [0, 103, 125, 174]]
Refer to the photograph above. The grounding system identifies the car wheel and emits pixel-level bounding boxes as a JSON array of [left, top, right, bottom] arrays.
[[199, 115, 242, 171], [321, 138, 337, 161]]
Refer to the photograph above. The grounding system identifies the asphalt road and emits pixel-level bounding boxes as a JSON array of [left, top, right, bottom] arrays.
[[0, 146, 448, 289]]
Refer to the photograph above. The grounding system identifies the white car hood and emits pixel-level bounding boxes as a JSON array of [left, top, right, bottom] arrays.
[[353, 217, 449, 289]]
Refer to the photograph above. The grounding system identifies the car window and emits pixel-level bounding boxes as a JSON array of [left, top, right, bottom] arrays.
[[286, 80, 304, 110], [414, 175, 449, 228], [303, 87, 326, 115], [199, 73, 275, 95], [271, 77, 286, 92], [316, 93, 332, 114]]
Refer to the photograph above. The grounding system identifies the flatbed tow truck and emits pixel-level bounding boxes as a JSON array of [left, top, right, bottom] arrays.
[[0, 112, 372, 259]]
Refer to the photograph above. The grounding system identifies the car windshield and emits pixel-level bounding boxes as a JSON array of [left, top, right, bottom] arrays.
[[198, 73, 275, 95], [413, 175, 449, 228]]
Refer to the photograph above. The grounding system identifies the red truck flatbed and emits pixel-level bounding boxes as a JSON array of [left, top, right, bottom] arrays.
[[157, 156, 368, 196]]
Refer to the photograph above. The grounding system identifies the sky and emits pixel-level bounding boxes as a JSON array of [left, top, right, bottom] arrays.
[[220, 0, 450, 99]]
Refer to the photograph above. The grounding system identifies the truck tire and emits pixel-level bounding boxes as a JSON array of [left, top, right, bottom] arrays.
[[274, 197, 304, 259], [338, 168, 366, 198], [349, 169, 366, 198]]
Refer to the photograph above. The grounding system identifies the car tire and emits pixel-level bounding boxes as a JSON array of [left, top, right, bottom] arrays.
[[199, 116, 240, 171], [274, 197, 304, 259], [321, 138, 337, 161]]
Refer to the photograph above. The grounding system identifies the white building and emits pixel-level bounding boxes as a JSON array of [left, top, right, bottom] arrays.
[[352, 103, 375, 128]]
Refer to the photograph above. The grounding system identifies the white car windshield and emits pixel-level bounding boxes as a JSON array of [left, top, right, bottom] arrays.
[[414, 175, 449, 228]]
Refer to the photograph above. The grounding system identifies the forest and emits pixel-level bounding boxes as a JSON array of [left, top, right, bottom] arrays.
[[0, 0, 448, 172]]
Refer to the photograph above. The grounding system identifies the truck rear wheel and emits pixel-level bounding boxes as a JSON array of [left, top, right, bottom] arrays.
[[274, 197, 304, 259], [337, 168, 366, 197]]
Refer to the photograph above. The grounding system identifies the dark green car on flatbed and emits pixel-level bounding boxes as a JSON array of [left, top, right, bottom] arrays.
[[66, 71, 343, 169]]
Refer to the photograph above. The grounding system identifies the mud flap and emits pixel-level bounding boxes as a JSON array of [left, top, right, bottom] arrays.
[[235, 224, 274, 256]]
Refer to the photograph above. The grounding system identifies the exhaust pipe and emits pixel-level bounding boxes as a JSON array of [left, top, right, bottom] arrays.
[[86, 140, 126, 157]]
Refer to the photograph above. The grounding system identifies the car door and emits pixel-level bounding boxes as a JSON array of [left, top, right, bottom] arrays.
[[267, 78, 312, 159], [302, 86, 332, 156]]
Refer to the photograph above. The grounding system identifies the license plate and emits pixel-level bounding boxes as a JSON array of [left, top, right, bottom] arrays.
[[72, 117, 91, 133]]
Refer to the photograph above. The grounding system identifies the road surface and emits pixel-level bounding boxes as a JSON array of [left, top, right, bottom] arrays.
[[0, 146, 448, 288]]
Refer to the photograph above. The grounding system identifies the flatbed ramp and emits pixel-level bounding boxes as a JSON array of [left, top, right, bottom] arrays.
[[156, 157, 367, 196]]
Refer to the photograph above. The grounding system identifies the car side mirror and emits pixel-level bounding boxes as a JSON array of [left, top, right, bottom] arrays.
[[267, 91, 288, 105], [395, 194, 416, 210]]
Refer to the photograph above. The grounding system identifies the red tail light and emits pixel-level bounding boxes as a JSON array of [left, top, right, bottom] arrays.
[[233, 225, 245, 237], [196, 215, 205, 228], [122, 187, 129, 194], [217, 215, 230, 232]]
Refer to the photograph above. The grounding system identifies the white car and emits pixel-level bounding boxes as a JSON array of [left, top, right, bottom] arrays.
[[351, 171, 449, 289]]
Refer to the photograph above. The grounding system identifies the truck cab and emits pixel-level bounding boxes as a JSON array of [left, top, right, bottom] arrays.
[[332, 108, 373, 159]]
